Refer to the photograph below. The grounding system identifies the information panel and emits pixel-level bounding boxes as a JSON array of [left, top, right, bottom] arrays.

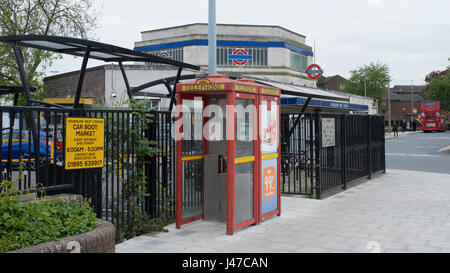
[[321, 118, 336, 148], [65, 117, 105, 170]]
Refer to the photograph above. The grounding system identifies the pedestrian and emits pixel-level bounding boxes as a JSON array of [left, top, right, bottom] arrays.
[[412, 121, 416, 131], [392, 121, 399, 138], [402, 120, 406, 133]]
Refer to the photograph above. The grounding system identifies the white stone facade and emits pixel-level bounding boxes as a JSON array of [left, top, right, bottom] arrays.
[[134, 23, 316, 88]]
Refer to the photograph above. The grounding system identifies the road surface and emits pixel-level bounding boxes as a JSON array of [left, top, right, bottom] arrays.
[[386, 131, 450, 174]]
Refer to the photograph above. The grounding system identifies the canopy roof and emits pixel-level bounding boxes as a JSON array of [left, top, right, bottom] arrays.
[[254, 80, 349, 102], [0, 35, 200, 70]]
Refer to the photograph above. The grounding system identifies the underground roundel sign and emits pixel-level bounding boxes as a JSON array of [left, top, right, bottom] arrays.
[[228, 48, 253, 65], [306, 64, 324, 80]]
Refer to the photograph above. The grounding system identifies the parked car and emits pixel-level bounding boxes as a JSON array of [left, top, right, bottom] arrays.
[[1, 129, 63, 169]]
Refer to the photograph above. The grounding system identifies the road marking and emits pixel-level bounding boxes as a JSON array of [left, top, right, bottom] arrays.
[[419, 137, 450, 140], [386, 153, 443, 158], [439, 145, 450, 152], [415, 146, 438, 149]]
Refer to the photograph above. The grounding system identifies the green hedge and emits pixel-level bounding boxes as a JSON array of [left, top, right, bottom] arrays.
[[0, 181, 98, 253]]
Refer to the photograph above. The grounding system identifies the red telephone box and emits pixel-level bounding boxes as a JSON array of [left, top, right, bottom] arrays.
[[175, 74, 281, 235]]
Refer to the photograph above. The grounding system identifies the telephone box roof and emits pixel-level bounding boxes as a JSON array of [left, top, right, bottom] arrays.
[[176, 74, 281, 96]]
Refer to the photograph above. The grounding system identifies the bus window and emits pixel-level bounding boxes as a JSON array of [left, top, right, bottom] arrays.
[[423, 102, 437, 107]]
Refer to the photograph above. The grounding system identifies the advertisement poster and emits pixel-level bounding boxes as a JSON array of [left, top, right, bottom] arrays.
[[260, 100, 278, 154], [65, 117, 105, 170], [261, 158, 278, 214], [260, 99, 279, 215]]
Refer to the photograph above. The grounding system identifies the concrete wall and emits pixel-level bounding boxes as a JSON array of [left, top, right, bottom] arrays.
[[138, 23, 308, 48], [136, 23, 316, 88], [184, 46, 208, 67], [349, 95, 377, 115]]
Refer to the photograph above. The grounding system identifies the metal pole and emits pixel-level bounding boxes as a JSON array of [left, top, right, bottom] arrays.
[[411, 80, 414, 114], [388, 81, 391, 127], [208, 0, 217, 75], [313, 38, 316, 64], [118, 61, 132, 99], [11, 42, 40, 171], [364, 75, 367, 97], [74, 46, 91, 108]]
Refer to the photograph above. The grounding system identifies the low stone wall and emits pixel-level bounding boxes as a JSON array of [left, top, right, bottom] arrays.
[[11, 219, 115, 253]]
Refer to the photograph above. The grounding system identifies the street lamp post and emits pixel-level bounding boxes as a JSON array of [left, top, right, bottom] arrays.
[[364, 75, 367, 97], [208, 0, 217, 75]]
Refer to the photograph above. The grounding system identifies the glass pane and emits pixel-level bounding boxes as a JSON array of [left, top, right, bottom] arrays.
[[235, 98, 254, 157], [182, 99, 203, 156], [182, 160, 203, 219], [235, 162, 254, 224]]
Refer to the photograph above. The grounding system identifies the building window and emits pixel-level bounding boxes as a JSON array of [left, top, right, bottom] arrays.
[[290, 50, 308, 71], [217, 47, 267, 67], [144, 47, 183, 67], [339, 83, 345, 90]]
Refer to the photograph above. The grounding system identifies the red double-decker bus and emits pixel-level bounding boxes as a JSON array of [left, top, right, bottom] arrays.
[[420, 101, 447, 132]]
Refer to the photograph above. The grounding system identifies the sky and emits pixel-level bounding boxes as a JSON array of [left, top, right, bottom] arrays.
[[47, 0, 450, 87]]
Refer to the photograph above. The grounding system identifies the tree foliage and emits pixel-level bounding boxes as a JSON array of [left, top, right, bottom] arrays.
[[343, 61, 392, 102], [423, 59, 450, 110], [0, 0, 100, 104]]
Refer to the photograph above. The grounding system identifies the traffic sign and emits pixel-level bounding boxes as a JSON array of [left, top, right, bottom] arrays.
[[306, 64, 323, 80], [228, 48, 252, 65]]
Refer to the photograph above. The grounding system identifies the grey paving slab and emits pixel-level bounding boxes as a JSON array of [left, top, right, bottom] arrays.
[[116, 169, 450, 253]]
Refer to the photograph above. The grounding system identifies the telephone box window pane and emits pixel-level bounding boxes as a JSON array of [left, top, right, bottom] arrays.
[[182, 160, 203, 219], [235, 98, 254, 157], [182, 99, 203, 156], [235, 162, 254, 224]]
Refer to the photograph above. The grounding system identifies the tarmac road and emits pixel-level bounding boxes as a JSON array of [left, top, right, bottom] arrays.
[[385, 130, 450, 174]]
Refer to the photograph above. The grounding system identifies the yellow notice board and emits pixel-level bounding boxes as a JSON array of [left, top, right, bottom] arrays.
[[65, 117, 105, 170]]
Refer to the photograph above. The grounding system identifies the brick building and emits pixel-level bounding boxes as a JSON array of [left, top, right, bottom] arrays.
[[381, 85, 424, 123], [44, 66, 106, 105], [317, 75, 347, 91]]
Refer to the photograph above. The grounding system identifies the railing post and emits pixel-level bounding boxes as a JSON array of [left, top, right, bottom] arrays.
[[367, 116, 372, 179], [314, 112, 321, 199], [145, 115, 158, 219], [341, 114, 347, 190], [383, 117, 386, 173]]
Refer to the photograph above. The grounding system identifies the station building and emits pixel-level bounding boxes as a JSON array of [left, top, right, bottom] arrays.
[[44, 23, 376, 114]]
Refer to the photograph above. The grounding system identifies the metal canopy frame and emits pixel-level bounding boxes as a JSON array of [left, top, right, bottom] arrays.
[[0, 86, 36, 96], [0, 35, 201, 163], [0, 35, 201, 108], [130, 73, 208, 112]]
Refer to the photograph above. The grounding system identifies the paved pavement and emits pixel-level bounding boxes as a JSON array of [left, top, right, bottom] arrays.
[[116, 169, 450, 253]]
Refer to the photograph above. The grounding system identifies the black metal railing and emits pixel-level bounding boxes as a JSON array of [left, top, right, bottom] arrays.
[[281, 112, 385, 198], [0, 106, 176, 241], [280, 113, 316, 196]]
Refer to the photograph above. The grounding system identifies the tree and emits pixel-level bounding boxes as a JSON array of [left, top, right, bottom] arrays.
[[423, 59, 450, 110], [0, 0, 100, 104], [343, 61, 392, 102]]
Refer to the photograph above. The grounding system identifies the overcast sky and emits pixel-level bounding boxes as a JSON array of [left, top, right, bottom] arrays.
[[48, 0, 450, 87]]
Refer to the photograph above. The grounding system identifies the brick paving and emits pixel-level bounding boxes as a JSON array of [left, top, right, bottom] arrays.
[[116, 169, 450, 253]]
